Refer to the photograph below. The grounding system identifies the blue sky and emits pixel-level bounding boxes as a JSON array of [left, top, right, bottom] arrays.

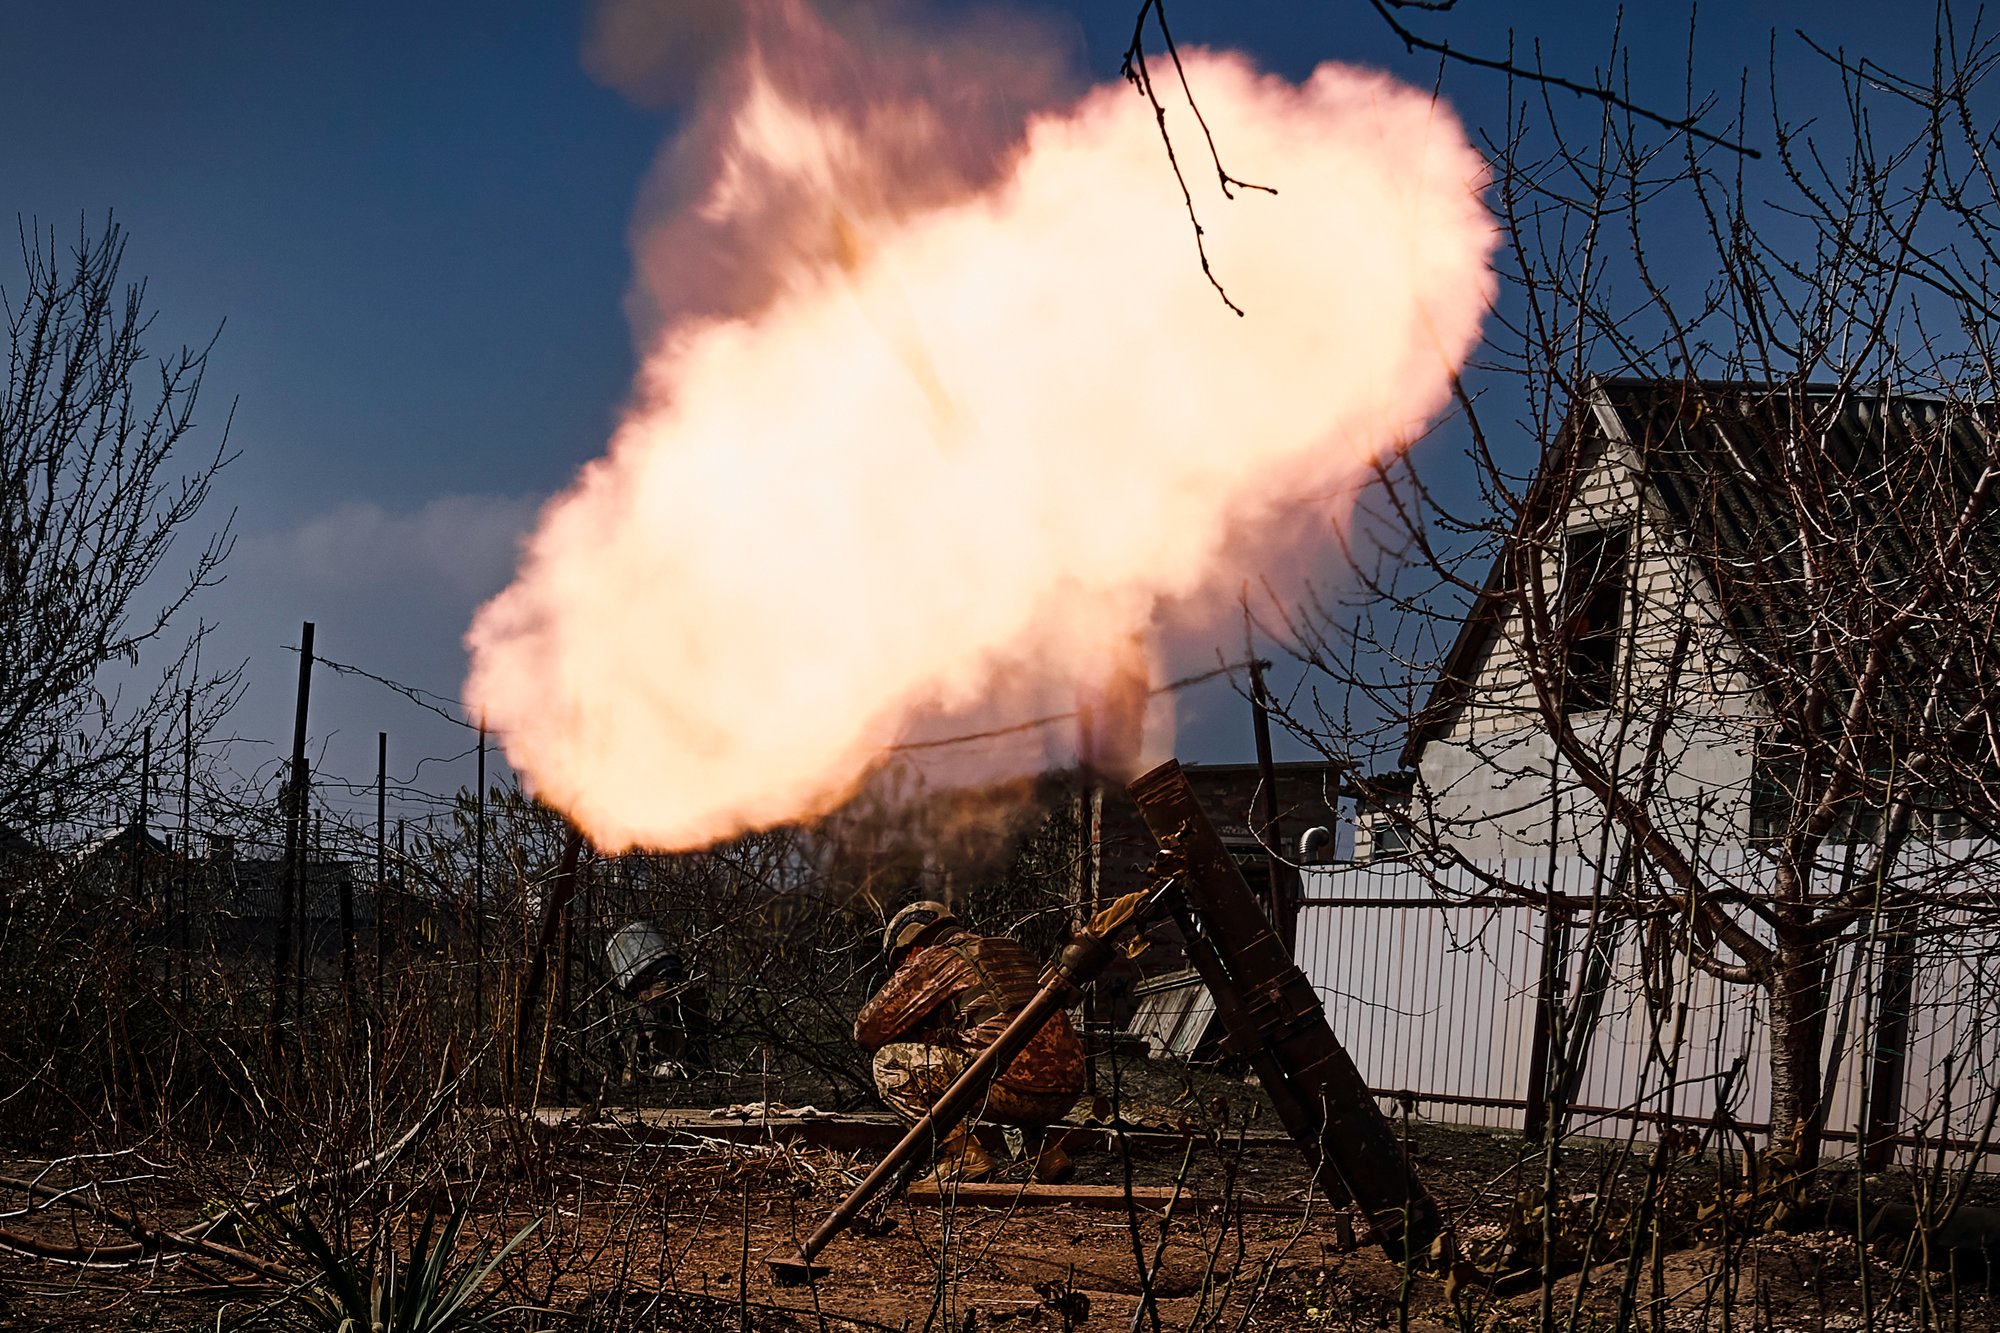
[[1, 1, 1942, 831]]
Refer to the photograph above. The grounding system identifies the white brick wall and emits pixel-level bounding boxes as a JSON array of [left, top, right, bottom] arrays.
[[1410, 408, 1767, 860]]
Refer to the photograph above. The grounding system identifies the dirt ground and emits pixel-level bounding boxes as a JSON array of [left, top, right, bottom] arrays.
[[0, 1063, 1994, 1330], [645, 1130, 1997, 1332]]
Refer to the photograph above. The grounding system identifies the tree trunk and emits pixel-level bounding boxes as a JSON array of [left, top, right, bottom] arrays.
[[1767, 914, 1832, 1167]]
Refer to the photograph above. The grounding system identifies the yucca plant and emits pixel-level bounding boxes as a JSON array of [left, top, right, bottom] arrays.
[[281, 1196, 541, 1333]]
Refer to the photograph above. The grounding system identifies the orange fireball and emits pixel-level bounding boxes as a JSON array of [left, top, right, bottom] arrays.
[[467, 28, 1495, 851]]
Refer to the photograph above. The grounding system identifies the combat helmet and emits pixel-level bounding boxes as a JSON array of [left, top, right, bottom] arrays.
[[882, 899, 960, 956]]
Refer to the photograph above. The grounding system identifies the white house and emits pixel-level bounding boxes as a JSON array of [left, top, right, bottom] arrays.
[[1359, 377, 1993, 863]]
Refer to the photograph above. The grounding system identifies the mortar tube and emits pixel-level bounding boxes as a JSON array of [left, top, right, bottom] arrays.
[[768, 928, 1123, 1284]]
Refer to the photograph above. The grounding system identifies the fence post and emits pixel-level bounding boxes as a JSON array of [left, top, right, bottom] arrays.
[[338, 809, 357, 1034], [270, 620, 314, 1058], [516, 826, 585, 1103], [180, 690, 193, 1001], [132, 726, 150, 910], [1864, 918, 1918, 1168], [1522, 901, 1569, 1139], [474, 721, 486, 1038], [375, 732, 387, 1015], [1248, 658, 1298, 951], [1073, 734, 1100, 1095]]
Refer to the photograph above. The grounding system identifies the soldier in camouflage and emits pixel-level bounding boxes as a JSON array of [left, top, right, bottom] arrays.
[[855, 900, 1084, 1183]]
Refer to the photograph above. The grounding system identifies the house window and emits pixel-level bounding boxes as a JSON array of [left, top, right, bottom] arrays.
[[1369, 814, 1409, 861], [1559, 526, 1629, 713]]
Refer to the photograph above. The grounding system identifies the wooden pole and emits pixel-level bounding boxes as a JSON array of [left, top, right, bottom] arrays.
[[517, 827, 585, 1102], [270, 621, 314, 1055]]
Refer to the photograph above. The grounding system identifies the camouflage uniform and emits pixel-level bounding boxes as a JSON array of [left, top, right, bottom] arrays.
[[855, 929, 1084, 1127]]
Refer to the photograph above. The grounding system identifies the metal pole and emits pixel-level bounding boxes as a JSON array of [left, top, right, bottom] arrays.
[[1522, 905, 1569, 1139], [474, 721, 486, 1038], [181, 690, 193, 1001], [1865, 918, 1918, 1167], [338, 805, 357, 1033], [270, 621, 314, 1053], [395, 818, 407, 978], [1076, 704, 1100, 1095], [303, 811, 317, 1020], [134, 726, 151, 909], [556, 858, 575, 1103], [375, 733, 387, 1013], [1247, 659, 1292, 949]]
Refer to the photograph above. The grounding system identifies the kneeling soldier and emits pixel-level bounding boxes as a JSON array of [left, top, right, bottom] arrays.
[[855, 901, 1084, 1182]]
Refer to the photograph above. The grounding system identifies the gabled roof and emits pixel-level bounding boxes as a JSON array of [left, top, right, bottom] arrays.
[[217, 856, 371, 924], [1624, 381, 1999, 730], [1399, 384, 1609, 767], [78, 819, 171, 861], [1402, 378, 2000, 768]]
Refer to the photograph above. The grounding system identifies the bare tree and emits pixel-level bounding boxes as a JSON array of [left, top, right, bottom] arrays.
[[1276, 16, 2000, 1162], [0, 218, 237, 834]]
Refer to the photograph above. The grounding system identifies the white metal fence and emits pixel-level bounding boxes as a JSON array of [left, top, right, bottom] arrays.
[[1295, 847, 2000, 1171]]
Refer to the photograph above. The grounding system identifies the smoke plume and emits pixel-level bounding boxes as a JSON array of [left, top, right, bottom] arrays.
[[467, 2, 1496, 851]]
